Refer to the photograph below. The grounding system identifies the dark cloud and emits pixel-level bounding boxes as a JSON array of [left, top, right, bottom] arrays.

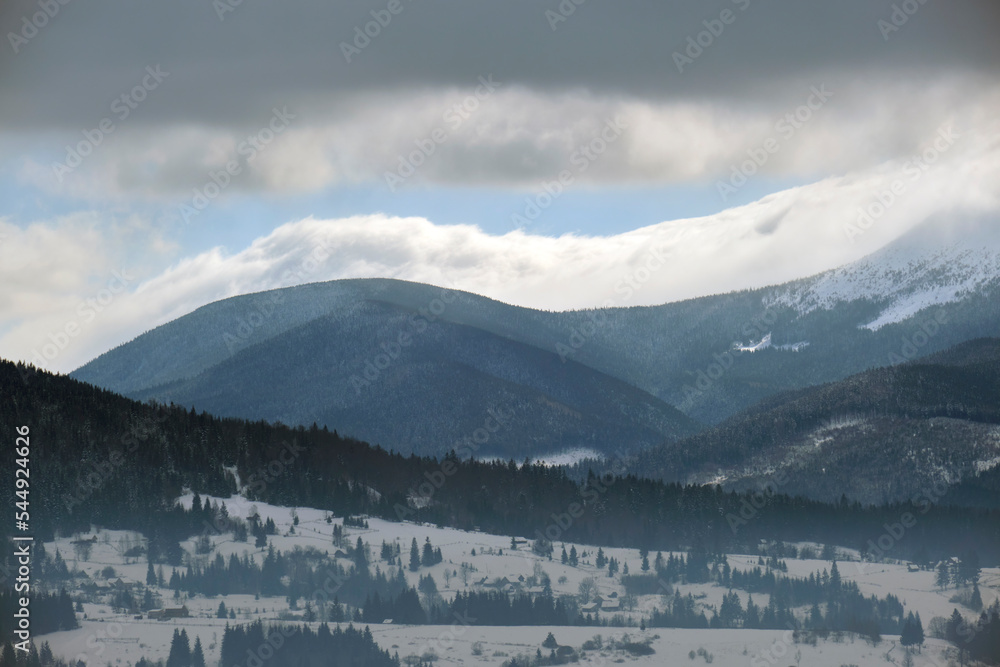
[[1, 0, 998, 128]]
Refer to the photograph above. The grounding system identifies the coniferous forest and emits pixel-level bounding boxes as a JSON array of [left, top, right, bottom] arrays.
[[2, 358, 999, 568]]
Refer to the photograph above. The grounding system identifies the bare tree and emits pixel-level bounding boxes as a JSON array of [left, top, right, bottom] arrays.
[[578, 577, 597, 603]]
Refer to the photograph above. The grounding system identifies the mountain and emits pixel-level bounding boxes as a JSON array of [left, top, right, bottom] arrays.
[[73, 280, 700, 459], [73, 218, 1000, 455], [622, 338, 1000, 505], [548, 216, 1000, 424]]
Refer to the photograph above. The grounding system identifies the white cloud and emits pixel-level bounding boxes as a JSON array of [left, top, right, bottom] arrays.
[[14, 75, 1000, 200], [2, 126, 996, 374]]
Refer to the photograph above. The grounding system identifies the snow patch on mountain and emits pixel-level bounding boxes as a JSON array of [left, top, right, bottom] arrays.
[[767, 219, 1000, 329], [736, 333, 772, 353], [734, 333, 809, 353], [530, 448, 604, 467]]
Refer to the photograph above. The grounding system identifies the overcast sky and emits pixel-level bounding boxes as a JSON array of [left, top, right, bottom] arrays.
[[1, 0, 999, 372]]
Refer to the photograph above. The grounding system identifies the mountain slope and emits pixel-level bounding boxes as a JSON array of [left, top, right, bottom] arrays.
[[105, 294, 701, 458], [73, 218, 1000, 445], [625, 338, 1000, 505]]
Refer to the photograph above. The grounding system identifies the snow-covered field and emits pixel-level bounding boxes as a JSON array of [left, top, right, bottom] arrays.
[[40, 495, 999, 667]]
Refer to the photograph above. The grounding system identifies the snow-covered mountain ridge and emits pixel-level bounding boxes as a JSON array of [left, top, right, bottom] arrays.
[[767, 218, 1000, 330]]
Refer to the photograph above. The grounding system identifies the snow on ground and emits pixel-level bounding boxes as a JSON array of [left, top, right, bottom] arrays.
[[40, 496, 1000, 667], [527, 449, 604, 467]]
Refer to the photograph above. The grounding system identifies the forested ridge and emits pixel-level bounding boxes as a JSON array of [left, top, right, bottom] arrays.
[[2, 359, 999, 569]]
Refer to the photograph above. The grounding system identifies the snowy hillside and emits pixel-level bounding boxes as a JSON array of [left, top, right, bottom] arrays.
[[39, 495, 1000, 667], [768, 217, 1000, 330]]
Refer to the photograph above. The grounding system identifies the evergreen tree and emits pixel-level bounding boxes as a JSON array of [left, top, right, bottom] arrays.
[[936, 561, 951, 589], [958, 550, 981, 587], [421, 537, 436, 567], [745, 595, 761, 629], [146, 560, 157, 586], [1, 643, 16, 667], [354, 537, 368, 569], [970, 582, 983, 611], [166, 628, 191, 667], [409, 538, 420, 572], [191, 637, 206, 667], [40, 642, 53, 666], [946, 609, 969, 664], [829, 561, 841, 593], [900, 612, 919, 647], [217, 601, 228, 618]]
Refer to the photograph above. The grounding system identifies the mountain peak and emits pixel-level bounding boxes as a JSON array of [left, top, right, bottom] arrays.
[[768, 215, 1000, 330]]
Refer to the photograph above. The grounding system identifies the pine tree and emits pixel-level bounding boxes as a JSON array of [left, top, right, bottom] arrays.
[[354, 537, 368, 569], [166, 628, 191, 667], [146, 560, 157, 586], [409, 538, 420, 572], [191, 637, 206, 667], [1, 643, 17, 667], [970, 582, 983, 611], [40, 642, 53, 666], [422, 537, 435, 567], [217, 601, 228, 618], [829, 561, 841, 593], [936, 561, 951, 589], [901, 612, 918, 646]]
